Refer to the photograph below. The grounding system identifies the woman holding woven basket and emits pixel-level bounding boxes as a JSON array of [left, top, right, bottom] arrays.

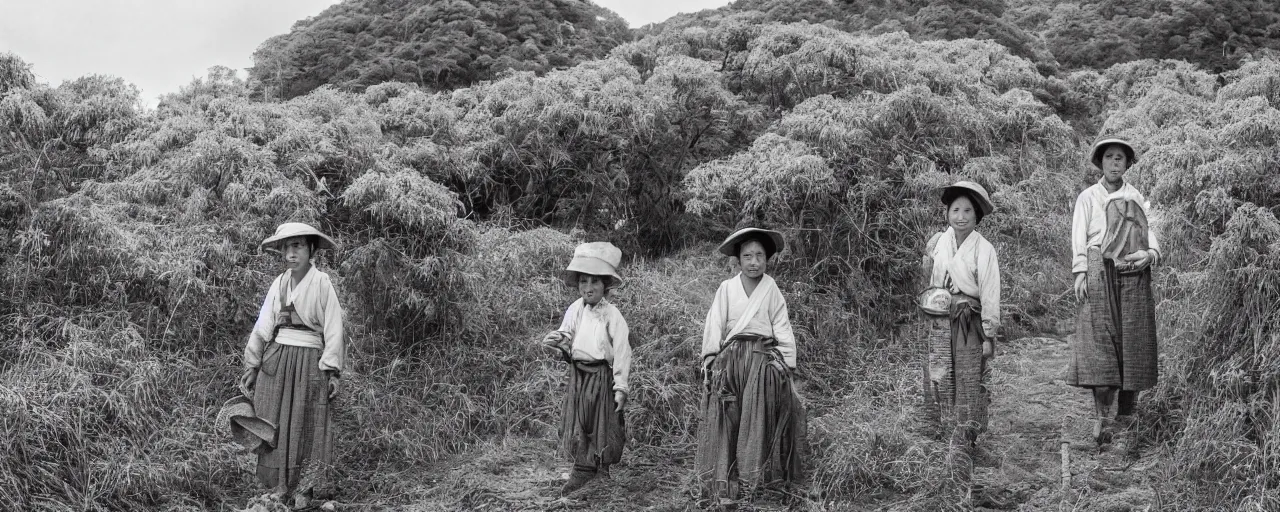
[[1066, 138, 1161, 451], [237, 222, 346, 509], [920, 181, 1000, 461]]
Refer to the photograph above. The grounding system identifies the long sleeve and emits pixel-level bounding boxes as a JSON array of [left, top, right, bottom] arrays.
[[243, 276, 280, 369], [977, 241, 1001, 339], [609, 313, 632, 393], [769, 291, 797, 368], [317, 275, 346, 372], [700, 282, 728, 369], [1139, 191, 1162, 265], [555, 299, 581, 342], [1071, 191, 1091, 274]]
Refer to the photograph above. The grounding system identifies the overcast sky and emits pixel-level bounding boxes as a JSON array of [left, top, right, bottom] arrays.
[[0, 0, 732, 107]]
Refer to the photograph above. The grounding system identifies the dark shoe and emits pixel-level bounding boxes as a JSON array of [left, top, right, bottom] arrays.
[[560, 468, 595, 496]]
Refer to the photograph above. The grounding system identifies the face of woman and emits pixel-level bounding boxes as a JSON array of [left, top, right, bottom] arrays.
[[279, 236, 313, 273], [1101, 145, 1129, 184], [738, 240, 769, 279], [947, 195, 978, 235], [578, 274, 607, 305]]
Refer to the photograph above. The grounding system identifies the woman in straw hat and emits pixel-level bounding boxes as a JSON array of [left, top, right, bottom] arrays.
[[921, 181, 1001, 466], [695, 227, 804, 503], [239, 222, 345, 508], [542, 241, 633, 496], [1066, 138, 1161, 450]]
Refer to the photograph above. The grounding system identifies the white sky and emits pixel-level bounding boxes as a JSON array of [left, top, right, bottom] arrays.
[[0, 0, 732, 107]]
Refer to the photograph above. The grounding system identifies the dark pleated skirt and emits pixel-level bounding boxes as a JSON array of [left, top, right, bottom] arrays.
[[1067, 247, 1159, 390], [252, 342, 334, 495], [559, 361, 626, 469], [695, 335, 805, 500]]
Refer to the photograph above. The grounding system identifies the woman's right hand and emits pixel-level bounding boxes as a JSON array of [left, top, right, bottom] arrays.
[[1073, 272, 1088, 302], [238, 368, 257, 398]]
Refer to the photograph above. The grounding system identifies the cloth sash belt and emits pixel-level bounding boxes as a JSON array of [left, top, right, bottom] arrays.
[[274, 327, 323, 349], [572, 359, 610, 370]]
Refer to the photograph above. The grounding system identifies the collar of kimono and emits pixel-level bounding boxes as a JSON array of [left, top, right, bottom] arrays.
[[281, 265, 319, 307], [582, 297, 611, 314], [1097, 179, 1144, 203], [726, 273, 777, 340], [931, 227, 981, 287]]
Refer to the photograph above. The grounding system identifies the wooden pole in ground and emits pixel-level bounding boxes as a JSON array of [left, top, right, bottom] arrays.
[[1060, 441, 1071, 492]]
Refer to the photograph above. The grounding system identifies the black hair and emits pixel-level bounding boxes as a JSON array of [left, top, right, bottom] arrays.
[[736, 234, 777, 259], [942, 189, 986, 224], [573, 273, 616, 294]]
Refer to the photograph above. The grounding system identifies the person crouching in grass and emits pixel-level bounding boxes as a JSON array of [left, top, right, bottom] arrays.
[[542, 242, 633, 496], [239, 222, 345, 509]]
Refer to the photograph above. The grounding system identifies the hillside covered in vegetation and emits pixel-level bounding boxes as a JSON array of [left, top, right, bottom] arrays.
[[246, 0, 630, 99], [2, 0, 1280, 510]]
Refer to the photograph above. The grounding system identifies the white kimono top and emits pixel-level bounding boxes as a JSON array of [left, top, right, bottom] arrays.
[[700, 274, 797, 369], [553, 298, 633, 393], [929, 227, 1001, 338], [244, 266, 346, 372], [1071, 180, 1161, 274]]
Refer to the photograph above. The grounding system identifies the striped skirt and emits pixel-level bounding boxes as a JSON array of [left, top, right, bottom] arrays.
[[695, 335, 805, 499], [1066, 247, 1159, 390], [922, 298, 989, 443], [559, 361, 626, 468], [252, 342, 334, 495]]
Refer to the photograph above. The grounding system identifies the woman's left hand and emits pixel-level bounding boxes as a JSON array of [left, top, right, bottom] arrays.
[[1123, 249, 1153, 272], [327, 374, 340, 400], [982, 341, 994, 360], [614, 391, 627, 412]]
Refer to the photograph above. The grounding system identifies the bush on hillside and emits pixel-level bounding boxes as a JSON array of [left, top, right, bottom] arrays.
[[247, 0, 631, 100]]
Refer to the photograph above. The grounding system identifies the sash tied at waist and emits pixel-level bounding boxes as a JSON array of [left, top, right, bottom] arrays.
[[274, 327, 323, 349]]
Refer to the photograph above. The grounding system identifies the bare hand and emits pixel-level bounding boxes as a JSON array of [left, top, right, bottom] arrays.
[[614, 390, 627, 412], [541, 331, 564, 347], [1074, 273, 1088, 302], [982, 341, 994, 360], [327, 375, 340, 400], [701, 357, 715, 389], [239, 368, 257, 398], [1122, 249, 1153, 272]]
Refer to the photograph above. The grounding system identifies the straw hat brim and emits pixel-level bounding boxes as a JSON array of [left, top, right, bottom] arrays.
[[1090, 138, 1137, 170], [260, 224, 338, 252], [561, 259, 624, 288], [217, 396, 277, 452], [717, 228, 785, 257], [940, 183, 995, 217]]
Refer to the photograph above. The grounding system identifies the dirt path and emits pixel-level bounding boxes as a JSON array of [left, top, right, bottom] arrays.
[[376, 336, 1164, 511], [967, 336, 1161, 511]]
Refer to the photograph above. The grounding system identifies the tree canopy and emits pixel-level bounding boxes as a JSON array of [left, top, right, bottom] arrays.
[[246, 0, 631, 99]]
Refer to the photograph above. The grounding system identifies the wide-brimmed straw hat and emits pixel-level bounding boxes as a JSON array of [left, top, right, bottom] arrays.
[[1090, 138, 1137, 170], [561, 242, 623, 288], [260, 222, 337, 252], [940, 181, 995, 217], [215, 395, 277, 454], [716, 227, 785, 258]]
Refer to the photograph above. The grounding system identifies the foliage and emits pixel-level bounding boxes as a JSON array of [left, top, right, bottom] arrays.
[[4, 0, 1280, 506], [1089, 56, 1280, 508], [246, 0, 631, 100], [1007, 0, 1280, 72], [684, 31, 1077, 333]]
